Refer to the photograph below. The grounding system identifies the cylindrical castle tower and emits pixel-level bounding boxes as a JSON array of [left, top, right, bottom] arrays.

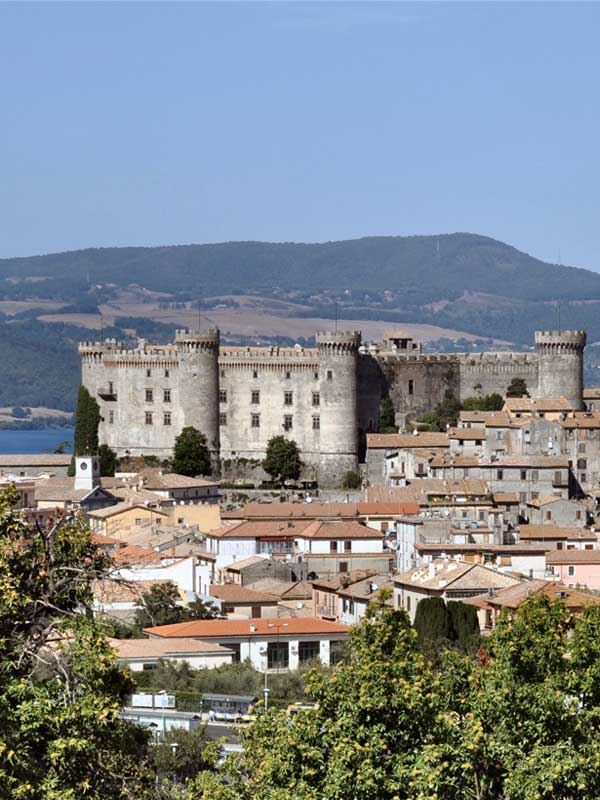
[[316, 331, 361, 487], [535, 330, 586, 410], [175, 329, 221, 472]]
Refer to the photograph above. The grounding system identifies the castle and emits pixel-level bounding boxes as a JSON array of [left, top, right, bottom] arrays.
[[79, 328, 586, 486]]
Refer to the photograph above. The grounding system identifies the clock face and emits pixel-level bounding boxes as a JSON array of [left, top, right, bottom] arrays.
[[81, 462, 88, 470]]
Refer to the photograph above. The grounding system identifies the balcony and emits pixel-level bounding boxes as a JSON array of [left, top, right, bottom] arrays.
[[97, 387, 117, 400]]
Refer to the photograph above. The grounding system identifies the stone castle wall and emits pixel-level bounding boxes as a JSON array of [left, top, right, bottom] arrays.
[[79, 329, 586, 485]]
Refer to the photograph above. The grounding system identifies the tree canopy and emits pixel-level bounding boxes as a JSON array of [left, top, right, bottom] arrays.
[[134, 581, 219, 630], [506, 377, 529, 398], [377, 396, 398, 433], [262, 436, 301, 485], [172, 426, 211, 477]]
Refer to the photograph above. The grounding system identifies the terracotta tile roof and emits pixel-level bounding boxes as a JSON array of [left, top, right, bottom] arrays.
[[430, 455, 481, 468], [458, 411, 509, 424], [0, 454, 72, 467], [223, 555, 270, 572], [493, 492, 520, 504], [88, 502, 169, 520], [464, 580, 600, 610], [504, 396, 573, 412], [109, 637, 233, 658], [518, 525, 596, 541], [394, 560, 521, 592], [547, 549, 600, 564], [144, 617, 350, 638], [111, 545, 167, 565], [231, 501, 421, 521], [299, 520, 383, 540], [336, 574, 392, 600], [561, 416, 600, 430], [525, 495, 571, 508], [141, 471, 219, 490], [91, 533, 122, 547], [208, 584, 278, 604], [206, 520, 313, 539], [357, 501, 421, 516], [366, 432, 449, 449], [247, 578, 312, 599], [415, 542, 548, 555], [447, 428, 486, 441], [311, 570, 378, 591]]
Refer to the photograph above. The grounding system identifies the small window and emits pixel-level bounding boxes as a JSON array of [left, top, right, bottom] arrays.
[[108, 381, 114, 394], [163, 412, 171, 426], [285, 371, 291, 380], [545, 510, 552, 520], [568, 565, 575, 577], [146, 369, 151, 378], [531, 470, 539, 481], [177, 517, 184, 524], [135, 517, 142, 525], [339, 561, 348, 574], [496, 469, 503, 480], [108, 410, 114, 424], [576, 510, 582, 520], [344, 540, 351, 553], [283, 415, 293, 431], [408, 379, 414, 396], [164, 389, 171, 403], [165, 369, 169, 378], [145, 412, 153, 425], [284, 391, 293, 406], [145, 389, 153, 402], [220, 368, 225, 378], [497, 430, 503, 440], [251, 413, 260, 428], [312, 416, 320, 430], [219, 412, 227, 425], [406, 595, 411, 612], [330, 541, 338, 553], [253, 370, 258, 379], [581, 473, 587, 483], [578, 443, 586, 454], [577, 459, 587, 470], [520, 470, 527, 480], [327, 370, 333, 381], [251, 390, 260, 404], [219, 390, 227, 403], [312, 392, 320, 406]]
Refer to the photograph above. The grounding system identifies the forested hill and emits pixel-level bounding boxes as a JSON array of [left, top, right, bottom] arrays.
[[2, 233, 600, 303]]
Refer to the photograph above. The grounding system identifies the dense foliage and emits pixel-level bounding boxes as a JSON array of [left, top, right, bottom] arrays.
[[0, 486, 150, 799], [506, 377, 530, 398], [133, 581, 220, 630], [413, 597, 481, 660], [377, 396, 398, 433], [187, 594, 600, 800], [172, 426, 211, 477], [71, 384, 100, 469], [262, 436, 302, 485]]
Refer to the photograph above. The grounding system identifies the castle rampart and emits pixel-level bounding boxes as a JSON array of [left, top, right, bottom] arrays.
[[79, 327, 586, 485]]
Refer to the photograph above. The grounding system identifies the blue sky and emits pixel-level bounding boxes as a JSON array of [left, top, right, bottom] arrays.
[[1, 1, 599, 271]]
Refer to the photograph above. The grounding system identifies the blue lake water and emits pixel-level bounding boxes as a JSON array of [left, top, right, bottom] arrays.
[[0, 429, 74, 454]]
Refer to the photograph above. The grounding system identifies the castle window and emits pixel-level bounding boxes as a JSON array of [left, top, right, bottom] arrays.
[[164, 389, 171, 403], [578, 443, 586, 453], [408, 379, 414, 395], [284, 391, 293, 406], [581, 473, 587, 483], [314, 371, 319, 380], [312, 415, 320, 430], [283, 415, 293, 431], [312, 392, 320, 406], [108, 410, 114, 424], [253, 370, 258, 379], [163, 412, 171, 426], [285, 371, 291, 380], [145, 389, 153, 402], [531, 470, 539, 480], [496, 469, 503, 480], [145, 412, 153, 425], [520, 470, 527, 480], [327, 370, 333, 381], [146, 369, 151, 378], [577, 458, 587, 471], [219, 390, 227, 403], [251, 413, 260, 428], [220, 369, 225, 378], [165, 369, 169, 378], [219, 413, 227, 425], [108, 381, 113, 395], [251, 390, 260, 404]]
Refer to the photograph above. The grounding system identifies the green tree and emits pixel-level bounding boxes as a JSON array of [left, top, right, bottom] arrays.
[[506, 377, 529, 397], [447, 599, 481, 654], [413, 596, 454, 658], [99, 442, 119, 476], [342, 470, 362, 489], [462, 392, 504, 411], [262, 436, 301, 485], [0, 485, 151, 799], [151, 726, 221, 784], [377, 395, 398, 433], [419, 389, 462, 431], [134, 582, 219, 630], [172, 426, 211, 477], [69, 385, 101, 475]]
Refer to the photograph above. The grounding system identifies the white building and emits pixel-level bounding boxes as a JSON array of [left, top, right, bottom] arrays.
[[144, 617, 349, 671]]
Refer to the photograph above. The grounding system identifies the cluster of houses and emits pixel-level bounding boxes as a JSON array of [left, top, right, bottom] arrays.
[[5, 390, 600, 677]]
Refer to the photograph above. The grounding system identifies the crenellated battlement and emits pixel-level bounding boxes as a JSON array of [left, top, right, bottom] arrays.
[[175, 328, 220, 353], [316, 330, 362, 355], [535, 330, 587, 351]]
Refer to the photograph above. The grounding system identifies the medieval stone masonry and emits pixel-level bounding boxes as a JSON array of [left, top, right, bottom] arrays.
[[79, 328, 586, 486]]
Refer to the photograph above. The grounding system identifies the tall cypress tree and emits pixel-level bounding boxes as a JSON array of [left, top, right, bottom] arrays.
[[69, 386, 101, 475]]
